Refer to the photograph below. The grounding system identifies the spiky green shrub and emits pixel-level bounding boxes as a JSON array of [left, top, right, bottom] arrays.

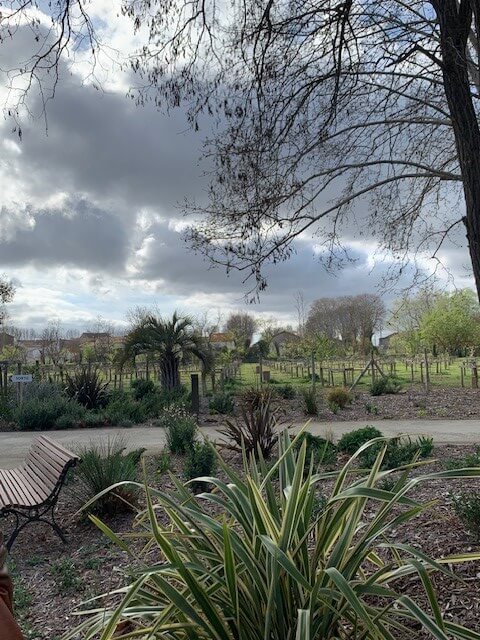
[[75, 436, 143, 515], [326, 386, 352, 409], [220, 387, 279, 458], [65, 367, 109, 410], [337, 425, 383, 454], [69, 433, 480, 640]]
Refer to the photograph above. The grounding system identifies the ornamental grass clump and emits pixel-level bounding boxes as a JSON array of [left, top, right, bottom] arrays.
[[69, 434, 480, 640], [219, 387, 280, 458]]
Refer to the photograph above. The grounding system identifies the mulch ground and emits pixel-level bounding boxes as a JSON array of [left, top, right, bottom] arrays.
[[5, 444, 480, 639], [201, 387, 480, 430]]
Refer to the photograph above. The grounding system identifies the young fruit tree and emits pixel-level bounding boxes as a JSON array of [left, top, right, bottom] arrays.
[[2, 2, 480, 296]]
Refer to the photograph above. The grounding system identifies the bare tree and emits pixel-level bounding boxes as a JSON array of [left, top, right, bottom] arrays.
[[4, 3, 480, 296], [306, 294, 385, 353], [225, 312, 257, 350], [294, 291, 307, 337], [40, 320, 63, 365]]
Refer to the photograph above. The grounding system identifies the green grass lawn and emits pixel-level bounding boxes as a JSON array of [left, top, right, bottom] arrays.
[[236, 359, 471, 390]]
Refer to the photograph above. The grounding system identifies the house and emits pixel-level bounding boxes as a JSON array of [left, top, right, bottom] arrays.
[[17, 339, 44, 363], [270, 331, 301, 356], [209, 332, 236, 350], [78, 332, 112, 347]]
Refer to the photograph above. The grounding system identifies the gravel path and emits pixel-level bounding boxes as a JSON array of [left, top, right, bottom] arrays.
[[0, 419, 479, 467]]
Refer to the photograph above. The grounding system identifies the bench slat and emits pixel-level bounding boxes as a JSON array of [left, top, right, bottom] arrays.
[[0, 470, 25, 507], [7, 470, 38, 506], [34, 438, 77, 465], [21, 465, 54, 502], [0, 436, 78, 510], [26, 450, 63, 488]]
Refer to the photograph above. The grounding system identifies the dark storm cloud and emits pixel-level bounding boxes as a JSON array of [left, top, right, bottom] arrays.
[[0, 199, 128, 271], [134, 220, 416, 307], [2, 76, 207, 214]]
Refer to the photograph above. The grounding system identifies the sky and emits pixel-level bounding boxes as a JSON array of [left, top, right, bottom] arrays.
[[0, 1, 475, 333]]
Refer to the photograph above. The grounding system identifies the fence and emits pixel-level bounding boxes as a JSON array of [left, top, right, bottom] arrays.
[[0, 359, 243, 397]]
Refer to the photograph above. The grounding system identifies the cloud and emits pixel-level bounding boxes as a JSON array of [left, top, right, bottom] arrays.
[[0, 13, 476, 331], [0, 198, 128, 272]]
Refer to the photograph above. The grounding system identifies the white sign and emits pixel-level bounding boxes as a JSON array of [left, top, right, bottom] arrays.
[[10, 374, 33, 383]]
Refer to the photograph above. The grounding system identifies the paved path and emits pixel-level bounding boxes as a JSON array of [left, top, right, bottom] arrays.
[[0, 419, 479, 467]]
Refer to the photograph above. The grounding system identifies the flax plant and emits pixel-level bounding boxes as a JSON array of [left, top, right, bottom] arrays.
[[66, 433, 480, 640]]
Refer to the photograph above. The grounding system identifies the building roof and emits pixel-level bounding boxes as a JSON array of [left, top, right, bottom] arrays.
[[271, 331, 301, 343], [210, 332, 235, 343], [80, 332, 111, 339]]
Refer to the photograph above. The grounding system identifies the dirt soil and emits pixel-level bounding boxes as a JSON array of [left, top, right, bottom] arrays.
[[4, 444, 480, 639], [201, 387, 480, 431]]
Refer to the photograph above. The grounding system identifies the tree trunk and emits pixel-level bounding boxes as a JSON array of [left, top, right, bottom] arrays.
[[160, 353, 181, 391], [435, 1, 480, 300]]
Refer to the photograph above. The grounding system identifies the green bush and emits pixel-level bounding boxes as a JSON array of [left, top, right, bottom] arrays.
[[370, 375, 402, 396], [452, 492, 480, 541], [155, 449, 171, 475], [326, 387, 352, 410], [337, 425, 383, 455], [445, 446, 480, 470], [68, 429, 480, 640], [418, 435, 434, 457], [104, 392, 146, 425], [160, 405, 198, 454], [360, 436, 432, 470], [15, 396, 84, 431], [184, 441, 217, 491], [293, 431, 337, 467], [159, 385, 190, 408], [65, 367, 109, 410], [75, 436, 143, 515], [277, 384, 296, 400], [82, 411, 105, 428], [302, 388, 319, 415], [209, 391, 234, 415], [131, 378, 156, 400]]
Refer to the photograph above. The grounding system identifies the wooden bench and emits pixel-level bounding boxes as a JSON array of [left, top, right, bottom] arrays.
[[0, 436, 79, 551]]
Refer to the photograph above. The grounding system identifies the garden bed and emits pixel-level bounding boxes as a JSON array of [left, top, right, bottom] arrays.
[[6, 443, 480, 639]]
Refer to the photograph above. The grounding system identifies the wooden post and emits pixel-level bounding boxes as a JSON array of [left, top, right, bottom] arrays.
[[411, 363, 414, 382], [191, 374, 200, 414], [311, 352, 316, 389], [424, 349, 430, 392], [16, 362, 22, 406], [472, 365, 478, 389], [461, 366, 464, 388]]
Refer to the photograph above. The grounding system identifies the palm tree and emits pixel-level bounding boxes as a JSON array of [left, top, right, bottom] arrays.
[[123, 312, 210, 391]]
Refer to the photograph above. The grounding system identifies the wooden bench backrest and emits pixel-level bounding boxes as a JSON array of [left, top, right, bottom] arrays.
[[24, 436, 79, 497], [0, 436, 79, 511]]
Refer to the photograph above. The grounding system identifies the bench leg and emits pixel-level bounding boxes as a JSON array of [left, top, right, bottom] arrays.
[[3, 506, 68, 551]]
